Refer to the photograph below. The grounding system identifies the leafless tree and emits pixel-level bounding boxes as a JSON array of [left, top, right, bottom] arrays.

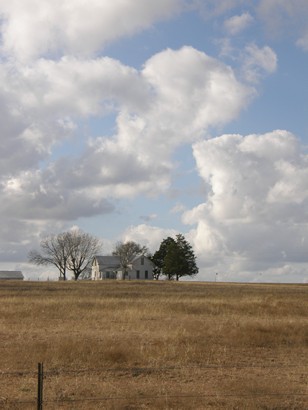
[[66, 229, 102, 280], [112, 241, 147, 280], [28, 232, 71, 280], [29, 230, 102, 280]]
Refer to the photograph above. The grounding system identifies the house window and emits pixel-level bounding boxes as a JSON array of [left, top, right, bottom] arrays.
[[145, 270, 148, 279], [136, 270, 140, 279], [141, 256, 144, 265]]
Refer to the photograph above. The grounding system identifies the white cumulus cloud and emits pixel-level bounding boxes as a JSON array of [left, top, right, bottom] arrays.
[[0, 0, 183, 61], [0, 46, 254, 225], [183, 130, 308, 281]]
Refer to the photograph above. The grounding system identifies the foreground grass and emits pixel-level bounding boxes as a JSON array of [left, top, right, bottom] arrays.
[[0, 280, 307, 409]]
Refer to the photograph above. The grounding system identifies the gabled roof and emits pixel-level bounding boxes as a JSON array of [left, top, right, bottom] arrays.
[[94, 256, 121, 270], [0, 271, 24, 280]]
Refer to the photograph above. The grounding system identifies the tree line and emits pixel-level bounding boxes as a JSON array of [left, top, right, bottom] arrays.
[[29, 230, 198, 281]]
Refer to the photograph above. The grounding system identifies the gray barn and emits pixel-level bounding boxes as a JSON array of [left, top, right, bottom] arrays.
[[0, 271, 24, 280]]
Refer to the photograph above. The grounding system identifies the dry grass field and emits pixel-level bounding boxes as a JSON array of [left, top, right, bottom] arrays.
[[0, 280, 307, 409]]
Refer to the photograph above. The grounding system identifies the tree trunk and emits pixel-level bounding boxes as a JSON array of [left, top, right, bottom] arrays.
[[62, 270, 67, 281]]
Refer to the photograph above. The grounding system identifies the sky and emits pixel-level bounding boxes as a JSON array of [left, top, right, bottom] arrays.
[[1, 0, 308, 282]]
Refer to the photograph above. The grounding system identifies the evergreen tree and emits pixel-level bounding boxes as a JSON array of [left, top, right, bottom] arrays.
[[151, 237, 176, 280], [153, 234, 198, 280], [175, 234, 198, 280]]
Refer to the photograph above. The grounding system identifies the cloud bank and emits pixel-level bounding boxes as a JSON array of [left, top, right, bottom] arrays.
[[0, 46, 253, 221], [122, 131, 308, 283], [183, 131, 308, 281]]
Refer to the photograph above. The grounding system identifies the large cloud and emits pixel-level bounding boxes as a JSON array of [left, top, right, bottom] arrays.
[[0, 0, 183, 61], [0, 47, 253, 222], [2, 57, 148, 120], [181, 130, 308, 281], [142, 46, 253, 138]]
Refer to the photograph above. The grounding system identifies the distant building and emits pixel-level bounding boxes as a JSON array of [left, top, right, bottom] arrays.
[[92, 255, 154, 280], [0, 271, 24, 280]]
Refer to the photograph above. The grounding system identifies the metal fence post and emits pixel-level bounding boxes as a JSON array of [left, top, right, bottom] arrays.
[[37, 362, 44, 410]]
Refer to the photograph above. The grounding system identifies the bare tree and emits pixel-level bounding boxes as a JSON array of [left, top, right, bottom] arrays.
[[28, 230, 102, 280], [66, 229, 102, 280], [28, 232, 70, 280], [112, 241, 147, 280]]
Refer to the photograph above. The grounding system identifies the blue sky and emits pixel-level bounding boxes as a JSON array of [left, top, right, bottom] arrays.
[[1, 1, 308, 282]]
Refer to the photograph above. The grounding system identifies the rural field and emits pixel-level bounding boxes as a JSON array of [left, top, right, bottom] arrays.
[[0, 280, 307, 409]]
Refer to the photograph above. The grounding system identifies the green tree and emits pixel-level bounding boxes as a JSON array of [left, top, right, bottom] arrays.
[[112, 241, 147, 280], [175, 234, 198, 280], [154, 234, 198, 281], [150, 237, 176, 280]]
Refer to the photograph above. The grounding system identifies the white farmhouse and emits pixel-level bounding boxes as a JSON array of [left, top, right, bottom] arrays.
[[92, 255, 154, 280]]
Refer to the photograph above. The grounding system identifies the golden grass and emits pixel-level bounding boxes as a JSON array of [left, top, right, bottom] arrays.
[[0, 280, 307, 409]]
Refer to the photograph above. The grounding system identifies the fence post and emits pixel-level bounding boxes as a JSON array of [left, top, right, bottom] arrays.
[[37, 362, 44, 410]]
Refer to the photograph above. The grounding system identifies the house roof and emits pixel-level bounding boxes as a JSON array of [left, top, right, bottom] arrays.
[[0, 271, 24, 280], [93, 255, 154, 270], [94, 256, 121, 269]]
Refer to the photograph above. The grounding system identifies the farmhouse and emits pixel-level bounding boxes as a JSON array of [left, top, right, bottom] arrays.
[[0, 271, 24, 280], [92, 255, 154, 280]]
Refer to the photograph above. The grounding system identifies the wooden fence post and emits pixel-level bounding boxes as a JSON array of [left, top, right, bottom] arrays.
[[37, 362, 44, 410]]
